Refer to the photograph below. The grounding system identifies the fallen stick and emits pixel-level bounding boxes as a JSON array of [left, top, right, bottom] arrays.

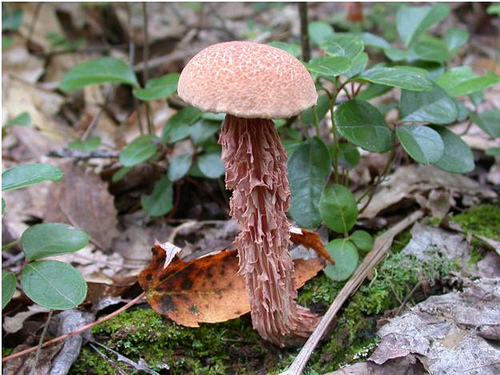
[[283, 210, 424, 375]]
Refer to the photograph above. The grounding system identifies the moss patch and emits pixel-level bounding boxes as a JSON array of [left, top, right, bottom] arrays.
[[452, 204, 500, 241]]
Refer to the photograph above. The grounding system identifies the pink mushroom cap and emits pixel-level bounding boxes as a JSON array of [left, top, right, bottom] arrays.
[[177, 41, 318, 119]]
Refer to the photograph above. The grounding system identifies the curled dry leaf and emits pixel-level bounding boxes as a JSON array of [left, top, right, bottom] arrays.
[[290, 227, 335, 265], [44, 163, 118, 251], [138, 242, 324, 327]]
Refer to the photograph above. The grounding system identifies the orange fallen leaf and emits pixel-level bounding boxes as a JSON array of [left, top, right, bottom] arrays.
[[138, 242, 324, 327], [290, 228, 335, 265]]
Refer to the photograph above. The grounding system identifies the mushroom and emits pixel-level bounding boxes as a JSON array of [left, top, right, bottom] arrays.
[[177, 41, 319, 346]]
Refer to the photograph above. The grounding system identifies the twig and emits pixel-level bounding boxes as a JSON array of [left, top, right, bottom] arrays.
[[89, 343, 129, 375], [282, 210, 424, 375], [298, 3, 311, 62], [142, 2, 154, 135], [2, 293, 146, 363], [47, 149, 120, 159], [30, 310, 53, 375]]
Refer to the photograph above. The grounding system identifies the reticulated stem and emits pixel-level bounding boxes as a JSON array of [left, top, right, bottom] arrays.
[[219, 114, 319, 346]]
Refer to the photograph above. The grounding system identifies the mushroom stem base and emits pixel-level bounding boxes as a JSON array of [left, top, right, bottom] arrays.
[[220, 114, 319, 347]]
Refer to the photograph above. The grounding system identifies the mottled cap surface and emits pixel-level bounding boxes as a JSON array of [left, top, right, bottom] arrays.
[[177, 41, 318, 119]]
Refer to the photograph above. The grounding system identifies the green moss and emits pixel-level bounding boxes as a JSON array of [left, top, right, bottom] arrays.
[[452, 204, 500, 241]]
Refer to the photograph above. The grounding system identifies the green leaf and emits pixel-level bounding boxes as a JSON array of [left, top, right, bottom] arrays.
[[358, 67, 433, 91], [288, 137, 331, 229], [400, 83, 458, 124], [3, 111, 31, 128], [301, 94, 331, 126], [197, 153, 225, 179], [384, 47, 416, 62], [2, 163, 63, 192], [308, 21, 335, 46], [413, 36, 451, 63], [396, 4, 450, 47], [67, 136, 101, 152], [356, 83, 392, 101], [350, 230, 374, 254], [468, 90, 484, 107], [306, 56, 352, 80], [344, 52, 368, 79], [436, 67, 500, 97], [119, 135, 159, 167], [454, 99, 469, 122], [432, 126, 475, 173], [396, 125, 444, 164], [59, 57, 139, 92], [168, 154, 193, 181], [445, 28, 469, 51], [141, 174, 173, 217], [336, 143, 361, 169], [2, 198, 5, 216], [324, 239, 359, 281], [359, 32, 391, 49], [322, 35, 364, 59], [2, 270, 16, 309], [3, 36, 14, 50], [487, 4, 500, 15], [21, 260, 87, 310], [190, 120, 220, 145], [268, 41, 301, 57], [469, 110, 500, 138], [132, 73, 180, 101], [335, 100, 393, 153], [21, 223, 89, 261], [162, 107, 202, 143], [486, 147, 500, 157], [319, 184, 358, 234]]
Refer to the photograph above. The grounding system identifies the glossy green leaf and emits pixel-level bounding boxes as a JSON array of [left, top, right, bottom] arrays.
[[21, 223, 89, 261], [4, 111, 31, 128], [268, 41, 301, 57], [468, 90, 484, 107], [2, 270, 16, 309], [432, 126, 475, 173], [324, 239, 359, 281], [306, 56, 352, 80], [2, 163, 63, 192], [436, 67, 500, 97], [413, 36, 451, 63], [288, 137, 331, 229], [469, 110, 500, 138], [487, 4, 500, 15], [344, 52, 368, 79], [320, 184, 358, 234], [400, 83, 458, 124], [162, 106, 203, 143], [322, 35, 364, 59], [132, 73, 180, 101], [359, 32, 391, 49], [168, 154, 193, 181], [197, 153, 225, 179], [141, 174, 173, 217], [454, 99, 469, 122], [396, 3, 449, 47], [21, 260, 87, 310], [486, 147, 500, 157], [396, 125, 444, 164], [301, 94, 331, 126], [358, 67, 433, 91], [60, 57, 139, 92], [335, 100, 393, 153], [356, 83, 392, 101], [308, 21, 335, 46], [190, 120, 220, 145], [384, 47, 416, 62], [445, 28, 469, 51], [350, 230, 374, 253], [68, 136, 101, 152], [112, 166, 132, 182], [336, 143, 361, 170], [119, 135, 159, 167]]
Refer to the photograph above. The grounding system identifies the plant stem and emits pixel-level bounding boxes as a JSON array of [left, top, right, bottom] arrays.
[[30, 310, 53, 375], [298, 3, 311, 62], [2, 238, 20, 252], [142, 2, 154, 134]]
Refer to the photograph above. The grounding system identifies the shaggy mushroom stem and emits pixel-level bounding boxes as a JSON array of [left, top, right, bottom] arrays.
[[220, 114, 320, 346]]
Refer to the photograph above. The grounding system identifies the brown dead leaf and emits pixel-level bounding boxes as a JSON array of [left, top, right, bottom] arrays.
[[290, 227, 334, 265], [138, 242, 324, 327], [44, 162, 118, 250]]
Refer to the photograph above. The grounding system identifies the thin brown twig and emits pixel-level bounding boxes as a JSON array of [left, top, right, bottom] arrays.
[[298, 3, 311, 62], [2, 293, 146, 363], [30, 310, 53, 375], [142, 2, 153, 135], [283, 210, 424, 375]]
